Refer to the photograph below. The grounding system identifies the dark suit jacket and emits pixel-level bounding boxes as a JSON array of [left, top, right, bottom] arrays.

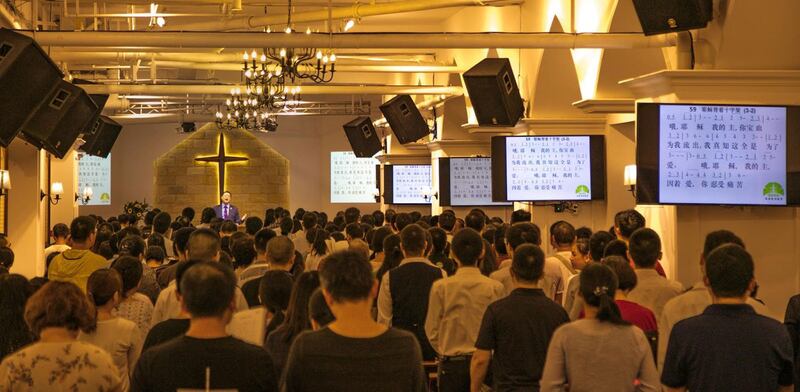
[[214, 203, 242, 224]]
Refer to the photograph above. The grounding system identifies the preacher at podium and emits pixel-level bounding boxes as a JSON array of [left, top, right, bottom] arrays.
[[214, 191, 242, 224]]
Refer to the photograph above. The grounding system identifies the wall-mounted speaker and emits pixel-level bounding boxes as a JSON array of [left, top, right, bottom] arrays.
[[632, 0, 713, 36], [463, 58, 524, 127], [343, 116, 382, 158], [19, 81, 98, 159], [81, 116, 122, 158], [379, 94, 430, 144], [0, 28, 64, 147]]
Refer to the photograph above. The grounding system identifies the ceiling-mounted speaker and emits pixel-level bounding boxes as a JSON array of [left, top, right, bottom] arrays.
[[632, 0, 713, 36], [343, 116, 382, 158], [80, 116, 122, 158], [379, 94, 429, 144], [19, 81, 98, 159], [463, 58, 524, 127], [0, 28, 64, 147]]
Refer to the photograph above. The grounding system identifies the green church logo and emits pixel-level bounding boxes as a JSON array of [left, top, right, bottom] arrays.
[[575, 185, 590, 195], [763, 182, 785, 197]]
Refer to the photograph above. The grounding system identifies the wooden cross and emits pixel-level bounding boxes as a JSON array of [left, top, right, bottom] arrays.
[[195, 131, 249, 197]]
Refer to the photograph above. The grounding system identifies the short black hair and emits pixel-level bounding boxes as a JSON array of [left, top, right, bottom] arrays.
[[703, 230, 745, 258], [119, 235, 146, 258], [111, 255, 143, 294], [345, 223, 364, 240], [575, 227, 592, 240], [173, 227, 196, 255], [52, 223, 69, 239], [259, 270, 293, 313], [510, 244, 545, 282], [602, 255, 637, 291], [371, 226, 393, 253], [344, 207, 361, 224], [301, 212, 318, 231], [493, 224, 509, 256], [244, 216, 264, 236], [175, 260, 202, 295], [394, 213, 413, 232], [181, 207, 195, 221], [589, 231, 614, 262], [428, 227, 448, 255], [505, 222, 542, 251], [180, 262, 237, 317], [309, 288, 335, 327], [319, 250, 374, 302], [361, 214, 375, 227], [201, 207, 217, 224], [279, 217, 294, 236], [220, 220, 238, 234], [0, 247, 14, 269], [603, 239, 628, 259], [438, 212, 456, 231], [187, 228, 221, 262], [451, 228, 483, 266], [705, 244, 754, 298], [614, 209, 646, 239], [465, 211, 486, 232], [70, 216, 97, 243], [628, 228, 661, 268], [400, 224, 427, 255], [231, 237, 257, 268], [254, 228, 277, 254], [550, 221, 576, 246], [153, 212, 171, 235], [372, 210, 385, 227], [510, 209, 532, 224], [144, 246, 165, 263]]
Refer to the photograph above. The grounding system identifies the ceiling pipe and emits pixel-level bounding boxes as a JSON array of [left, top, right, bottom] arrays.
[[147, 60, 460, 73], [165, 0, 513, 31], [49, 50, 443, 64], [81, 84, 463, 95], [24, 31, 678, 49]]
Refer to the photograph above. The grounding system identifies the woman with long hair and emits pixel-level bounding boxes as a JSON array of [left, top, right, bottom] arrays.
[[540, 263, 659, 392], [0, 274, 34, 361], [375, 234, 403, 284], [264, 271, 321, 375], [304, 228, 331, 271]]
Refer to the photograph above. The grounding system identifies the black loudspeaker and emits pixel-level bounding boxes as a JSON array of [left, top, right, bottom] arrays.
[[0, 28, 64, 147], [379, 95, 429, 144], [463, 58, 524, 127], [19, 81, 98, 159], [81, 116, 122, 158], [343, 116, 382, 158], [632, 0, 713, 36], [181, 122, 196, 133]]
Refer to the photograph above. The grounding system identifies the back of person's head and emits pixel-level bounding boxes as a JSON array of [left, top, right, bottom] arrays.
[[550, 220, 576, 247], [279, 217, 294, 236], [505, 222, 542, 251], [70, 216, 97, 243], [173, 227, 196, 255], [348, 239, 370, 261], [200, 207, 217, 224], [438, 212, 457, 232], [145, 246, 166, 264], [384, 209, 397, 225], [110, 256, 143, 296], [175, 260, 202, 295], [345, 223, 364, 240], [264, 208, 276, 226], [628, 228, 661, 268], [319, 250, 374, 303], [220, 220, 238, 235], [244, 216, 264, 236], [87, 269, 122, 307], [283, 271, 321, 342], [182, 207, 196, 222], [153, 212, 171, 235], [308, 288, 335, 329], [254, 228, 277, 254], [0, 274, 34, 352], [575, 227, 592, 240], [410, 211, 423, 223], [147, 233, 166, 253], [451, 228, 483, 267], [603, 239, 629, 259], [371, 226, 393, 253], [428, 227, 448, 255], [510, 209, 532, 224], [52, 223, 70, 239], [579, 263, 629, 325], [187, 228, 221, 262], [259, 270, 293, 312], [344, 207, 361, 224], [118, 214, 132, 226], [301, 212, 318, 231], [376, 234, 404, 281], [400, 224, 427, 256], [144, 211, 157, 227], [394, 213, 413, 232], [589, 231, 614, 262], [705, 244, 754, 299], [372, 210, 385, 227], [25, 281, 96, 335], [361, 214, 375, 227], [614, 209, 646, 239], [267, 236, 295, 266], [510, 244, 545, 283], [0, 247, 14, 269], [493, 224, 509, 256], [119, 235, 146, 258], [464, 211, 486, 232], [231, 237, 257, 268], [703, 230, 745, 259], [180, 262, 237, 318], [307, 228, 330, 256], [293, 208, 307, 222], [602, 255, 637, 291]]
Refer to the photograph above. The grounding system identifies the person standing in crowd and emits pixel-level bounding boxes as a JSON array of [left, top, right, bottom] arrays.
[[112, 256, 155, 342], [0, 274, 34, 361], [491, 222, 562, 302], [293, 212, 318, 256], [119, 235, 161, 304], [425, 228, 505, 392], [228, 269, 295, 346], [661, 244, 793, 392], [540, 263, 659, 392], [48, 216, 107, 292], [471, 244, 569, 392], [309, 288, 335, 330], [626, 228, 683, 319], [377, 224, 446, 361], [613, 210, 667, 277], [150, 212, 174, 258], [241, 235, 296, 307], [265, 271, 320, 375], [44, 223, 70, 259], [599, 256, 658, 334], [0, 281, 122, 391], [548, 221, 578, 305], [282, 250, 427, 392], [214, 191, 244, 224], [132, 262, 278, 392]]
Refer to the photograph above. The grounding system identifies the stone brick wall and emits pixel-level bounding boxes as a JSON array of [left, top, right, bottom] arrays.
[[153, 124, 290, 220]]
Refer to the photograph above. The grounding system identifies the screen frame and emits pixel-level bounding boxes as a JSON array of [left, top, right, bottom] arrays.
[[491, 135, 606, 202], [439, 157, 513, 207], [636, 102, 800, 207], [383, 164, 433, 205]]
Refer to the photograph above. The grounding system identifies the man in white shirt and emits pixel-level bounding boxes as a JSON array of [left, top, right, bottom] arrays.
[[547, 221, 578, 306], [44, 223, 71, 259], [626, 228, 684, 320], [491, 223, 563, 302], [292, 212, 317, 257]]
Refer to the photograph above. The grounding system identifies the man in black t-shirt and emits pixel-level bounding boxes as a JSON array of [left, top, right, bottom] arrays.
[[132, 262, 278, 392]]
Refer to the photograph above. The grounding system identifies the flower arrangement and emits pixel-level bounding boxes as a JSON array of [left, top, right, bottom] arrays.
[[123, 200, 151, 220]]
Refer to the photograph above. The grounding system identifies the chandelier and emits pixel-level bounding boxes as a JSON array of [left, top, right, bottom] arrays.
[[214, 86, 301, 132]]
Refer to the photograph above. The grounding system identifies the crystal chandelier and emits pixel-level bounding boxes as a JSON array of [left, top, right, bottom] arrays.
[[214, 86, 300, 132]]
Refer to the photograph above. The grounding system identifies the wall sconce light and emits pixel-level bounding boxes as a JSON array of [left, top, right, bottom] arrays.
[[422, 188, 439, 202], [624, 164, 637, 200], [41, 182, 64, 205], [0, 170, 10, 196], [372, 188, 382, 203], [75, 186, 93, 205]]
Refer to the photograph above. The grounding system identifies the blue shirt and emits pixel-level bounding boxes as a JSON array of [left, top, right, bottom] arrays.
[[662, 303, 794, 391]]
